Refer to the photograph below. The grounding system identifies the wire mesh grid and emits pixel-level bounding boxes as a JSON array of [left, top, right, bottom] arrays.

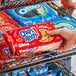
[[0, 0, 50, 11]]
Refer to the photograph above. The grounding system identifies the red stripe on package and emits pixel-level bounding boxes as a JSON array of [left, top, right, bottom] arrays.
[[0, 24, 17, 46], [3, 22, 62, 56], [0, 11, 21, 28]]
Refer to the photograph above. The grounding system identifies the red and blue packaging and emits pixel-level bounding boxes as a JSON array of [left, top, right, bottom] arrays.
[[0, 11, 20, 46], [0, 23, 17, 46], [0, 23, 18, 46], [2, 22, 62, 56], [0, 44, 26, 69], [12, 68, 30, 76], [0, 44, 45, 70], [5, 3, 59, 27], [11, 63, 49, 76], [29, 63, 49, 76], [1, 63, 65, 76], [29, 67, 48, 76], [0, 11, 23, 69], [0, 11, 21, 28]]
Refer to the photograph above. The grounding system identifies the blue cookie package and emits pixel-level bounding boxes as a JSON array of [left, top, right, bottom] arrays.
[[29, 63, 50, 76], [5, 3, 59, 27], [53, 15, 76, 30], [2, 73, 11, 76], [11, 64, 49, 76], [29, 66, 48, 76], [12, 67, 30, 76]]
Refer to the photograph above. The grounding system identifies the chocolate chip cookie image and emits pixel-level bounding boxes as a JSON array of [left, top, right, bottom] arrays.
[[39, 29, 54, 42]]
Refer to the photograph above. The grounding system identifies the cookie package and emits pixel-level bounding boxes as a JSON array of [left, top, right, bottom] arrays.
[[0, 44, 23, 69], [2, 22, 62, 56], [53, 15, 76, 30], [0, 23, 18, 46], [12, 67, 31, 76], [0, 11, 21, 28], [0, 43, 45, 69], [5, 3, 59, 27]]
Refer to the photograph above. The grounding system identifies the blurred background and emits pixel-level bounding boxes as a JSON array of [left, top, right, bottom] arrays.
[[53, 0, 76, 19]]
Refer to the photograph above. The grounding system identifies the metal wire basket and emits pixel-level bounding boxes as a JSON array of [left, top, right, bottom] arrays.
[[0, 1, 76, 75]]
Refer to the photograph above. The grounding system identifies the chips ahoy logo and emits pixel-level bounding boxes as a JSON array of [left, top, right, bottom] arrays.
[[20, 29, 38, 42], [18, 4, 41, 15], [3, 48, 12, 57]]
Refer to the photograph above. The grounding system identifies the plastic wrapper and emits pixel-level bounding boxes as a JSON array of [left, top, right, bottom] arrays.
[[5, 3, 59, 27], [0, 11, 21, 28], [2, 22, 62, 56]]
